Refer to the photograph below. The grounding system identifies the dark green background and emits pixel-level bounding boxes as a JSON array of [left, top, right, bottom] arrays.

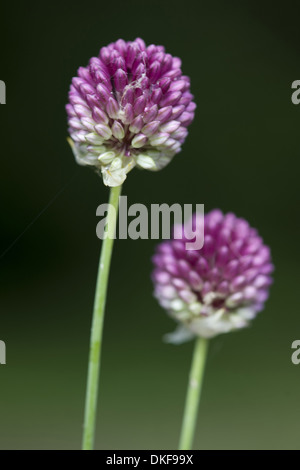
[[1, 0, 299, 450]]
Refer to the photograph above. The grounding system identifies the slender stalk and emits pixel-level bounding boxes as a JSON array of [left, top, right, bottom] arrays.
[[82, 184, 122, 450], [178, 337, 209, 450]]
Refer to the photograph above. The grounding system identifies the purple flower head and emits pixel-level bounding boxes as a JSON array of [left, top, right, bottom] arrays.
[[66, 38, 196, 186], [152, 210, 273, 341]]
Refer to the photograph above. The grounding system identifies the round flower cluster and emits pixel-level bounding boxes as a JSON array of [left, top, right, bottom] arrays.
[[66, 38, 195, 186], [152, 210, 273, 340]]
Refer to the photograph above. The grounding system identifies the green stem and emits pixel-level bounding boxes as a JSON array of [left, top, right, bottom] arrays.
[[178, 337, 209, 450], [82, 184, 122, 450]]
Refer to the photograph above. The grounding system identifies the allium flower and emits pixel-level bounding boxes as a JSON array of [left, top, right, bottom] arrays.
[[66, 38, 195, 186], [152, 210, 273, 340]]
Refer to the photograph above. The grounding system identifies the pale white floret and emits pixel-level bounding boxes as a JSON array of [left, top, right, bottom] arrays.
[[136, 154, 157, 170]]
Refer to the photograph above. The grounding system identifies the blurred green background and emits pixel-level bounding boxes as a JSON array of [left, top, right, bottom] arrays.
[[1, 0, 300, 450]]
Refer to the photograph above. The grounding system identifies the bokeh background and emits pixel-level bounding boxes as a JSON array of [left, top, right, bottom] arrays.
[[1, 0, 300, 450]]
